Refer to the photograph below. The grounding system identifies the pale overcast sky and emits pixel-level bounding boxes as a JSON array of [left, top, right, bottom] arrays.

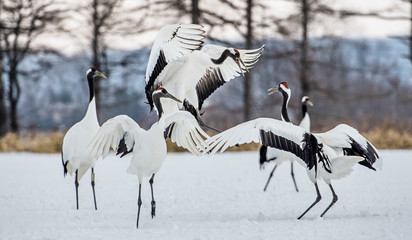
[[44, 0, 410, 55]]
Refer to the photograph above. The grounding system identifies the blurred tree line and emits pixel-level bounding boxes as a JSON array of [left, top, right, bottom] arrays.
[[0, 0, 411, 137]]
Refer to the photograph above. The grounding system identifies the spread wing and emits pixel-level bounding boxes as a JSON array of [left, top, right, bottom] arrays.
[[205, 118, 318, 170], [83, 115, 144, 161], [315, 124, 381, 170], [196, 44, 265, 110], [145, 24, 205, 110], [163, 111, 210, 155]]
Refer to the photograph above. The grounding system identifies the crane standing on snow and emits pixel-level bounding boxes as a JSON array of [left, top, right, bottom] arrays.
[[61, 67, 107, 210], [205, 82, 381, 219], [81, 87, 210, 228]]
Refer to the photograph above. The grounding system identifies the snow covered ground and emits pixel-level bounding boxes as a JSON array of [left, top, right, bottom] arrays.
[[0, 150, 411, 239]]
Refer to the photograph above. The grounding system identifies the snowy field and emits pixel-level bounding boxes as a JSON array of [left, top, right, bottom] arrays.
[[0, 150, 411, 239]]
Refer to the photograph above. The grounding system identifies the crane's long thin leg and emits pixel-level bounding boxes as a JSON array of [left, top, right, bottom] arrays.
[[320, 184, 338, 218], [149, 174, 156, 218], [75, 170, 79, 210], [298, 182, 321, 220], [91, 168, 97, 210], [263, 164, 277, 192], [291, 162, 299, 192], [136, 183, 142, 229]]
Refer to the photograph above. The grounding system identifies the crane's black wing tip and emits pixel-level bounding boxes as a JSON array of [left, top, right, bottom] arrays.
[[116, 137, 133, 158]]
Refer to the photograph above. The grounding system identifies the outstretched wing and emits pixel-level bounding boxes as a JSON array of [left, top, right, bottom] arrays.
[[163, 111, 210, 156], [206, 118, 318, 170], [196, 44, 265, 110], [83, 115, 144, 161], [145, 24, 205, 110], [315, 124, 381, 170]]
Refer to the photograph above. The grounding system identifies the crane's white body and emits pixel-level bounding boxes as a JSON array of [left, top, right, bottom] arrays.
[[306, 143, 363, 183], [62, 97, 99, 180]]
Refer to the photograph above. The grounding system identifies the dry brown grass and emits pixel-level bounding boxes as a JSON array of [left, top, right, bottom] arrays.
[[363, 127, 412, 149], [166, 138, 261, 153], [0, 132, 64, 153], [1, 127, 412, 153]]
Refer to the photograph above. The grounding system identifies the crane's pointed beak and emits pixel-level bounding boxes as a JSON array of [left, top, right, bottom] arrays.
[[94, 70, 107, 79], [307, 100, 314, 107], [268, 86, 279, 95], [165, 92, 182, 103]]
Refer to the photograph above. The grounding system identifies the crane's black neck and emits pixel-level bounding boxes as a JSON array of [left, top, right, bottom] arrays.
[[280, 90, 291, 122], [87, 74, 95, 103], [153, 93, 164, 120], [302, 103, 307, 119], [211, 49, 233, 64]]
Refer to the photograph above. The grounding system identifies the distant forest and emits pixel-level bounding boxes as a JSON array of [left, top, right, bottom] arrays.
[[16, 37, 410, 133], [1, 0, 411, 136]]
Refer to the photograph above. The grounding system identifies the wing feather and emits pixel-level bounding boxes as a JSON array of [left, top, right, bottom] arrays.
[[206, 118, 319, 169], [195, 44, 265, 109], [145, 24, 205, 110], [82, 115, 143, 162], [315, 124, 381, 170], [164, 111, 210, 155]]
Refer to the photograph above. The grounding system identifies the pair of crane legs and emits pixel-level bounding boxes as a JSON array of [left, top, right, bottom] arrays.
[[263, 161, 338, 219], [73, 170, 156, 229], [74, 168, 97, 210], [74, 165, 337, 224]]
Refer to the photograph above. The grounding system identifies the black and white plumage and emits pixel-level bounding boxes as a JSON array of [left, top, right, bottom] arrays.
[[296, 124, 382, 219], [206, 118, 325, 173], [260, 82, 302, 192], [145, 24, 205, 111], [205, 117, 372, 219], [261, 82, 381, 218], [144, 24, 264, 131], [206, 82, 381, 218], [314, 124, 381, 171], [61, 67, 107, 210], [81, 87, 210, 228]]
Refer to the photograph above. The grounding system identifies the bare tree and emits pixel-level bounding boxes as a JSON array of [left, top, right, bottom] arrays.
[[1, 0, 64, 133], [192, 0, 200, 24], [0, 4, 7, 136], [79, 0, 150, 122], [243, 0, 254, 121]]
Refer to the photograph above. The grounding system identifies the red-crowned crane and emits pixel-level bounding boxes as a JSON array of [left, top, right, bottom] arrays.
[[61, 67, 107, 210], [206, 82, 381, 218], [145, 24, 264, 132], [81, 87, 210, 228]]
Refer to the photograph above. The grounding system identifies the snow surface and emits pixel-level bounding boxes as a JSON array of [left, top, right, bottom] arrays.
[[0, 150, 411, 239]]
